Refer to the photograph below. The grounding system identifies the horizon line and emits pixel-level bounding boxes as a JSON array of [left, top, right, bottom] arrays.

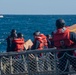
[[2, 14, 76, 15]]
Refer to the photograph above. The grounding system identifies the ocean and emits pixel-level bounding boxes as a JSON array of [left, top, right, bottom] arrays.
[[0, 15, 76, 52]]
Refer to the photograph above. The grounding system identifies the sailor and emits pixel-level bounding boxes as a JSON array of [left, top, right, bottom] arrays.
[[32, 31, 44, 50], [12, 33, 25, 52], [6, 29, 17, 52], [53, 19, 76, 75], [32, 31, 48, 50], [46, 34, 54, 48], [53, 19, 76, 56]]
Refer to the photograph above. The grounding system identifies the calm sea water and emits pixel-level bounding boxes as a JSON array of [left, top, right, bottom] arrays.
[[0, 15, 76, 52]]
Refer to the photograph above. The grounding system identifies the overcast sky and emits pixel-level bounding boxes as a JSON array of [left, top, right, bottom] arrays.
[[0, 0, 76, 15]]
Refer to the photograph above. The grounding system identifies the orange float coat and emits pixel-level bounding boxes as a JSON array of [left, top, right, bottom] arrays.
[[13, 38, 25, 52]]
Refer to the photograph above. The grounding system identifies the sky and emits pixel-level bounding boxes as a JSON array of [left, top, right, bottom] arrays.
[[0, 0, 76, 15]]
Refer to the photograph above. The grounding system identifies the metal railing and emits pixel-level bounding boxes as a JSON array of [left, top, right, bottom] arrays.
[[0, 48, 76, 75]]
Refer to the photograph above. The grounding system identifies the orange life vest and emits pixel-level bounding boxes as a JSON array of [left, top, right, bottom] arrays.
[[34, 36, 44, 50], [53, 27, 74, 49], [39, 34, 48, 48], [13, 38, 25, 52]]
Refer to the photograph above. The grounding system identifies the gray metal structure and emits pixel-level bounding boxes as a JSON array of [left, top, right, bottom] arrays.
[[0, 48, 76, 75]]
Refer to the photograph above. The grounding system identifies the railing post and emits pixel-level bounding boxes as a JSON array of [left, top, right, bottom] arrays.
[[22, 54, 27, 72], [35, 54, 39, 72], [54, 51, 58, 75], [26, 54, 30, 75], [9, 56, 13, 74], [0, 57, 3, 75]]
